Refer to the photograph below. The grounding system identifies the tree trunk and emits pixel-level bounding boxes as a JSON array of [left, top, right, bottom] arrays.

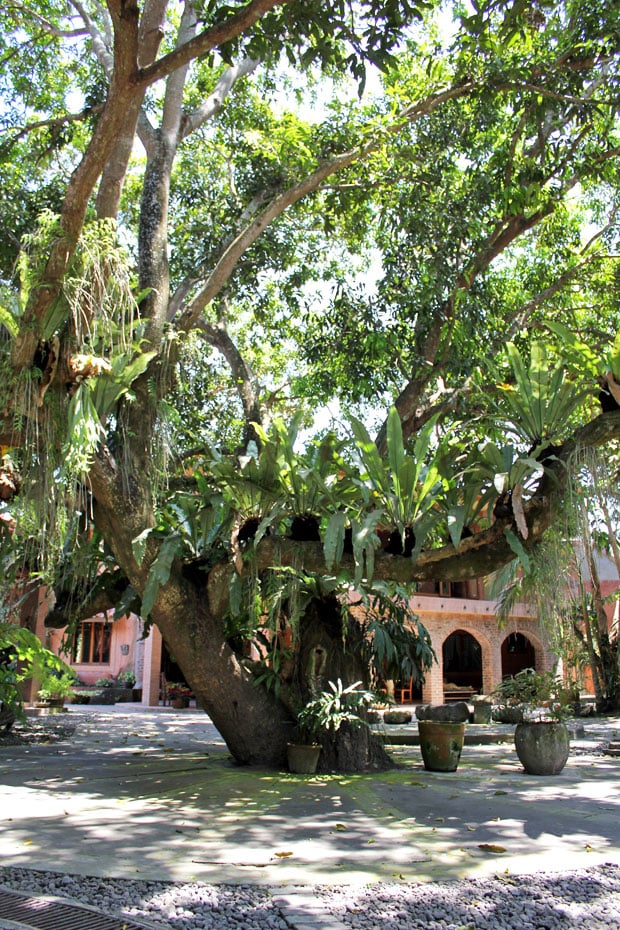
[[294, 597, 392, 773], [150, 580, 392, 771], [152, 571, 296, 766]]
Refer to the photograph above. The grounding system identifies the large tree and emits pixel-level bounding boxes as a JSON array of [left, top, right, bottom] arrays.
[[1, 0, 619, 768]]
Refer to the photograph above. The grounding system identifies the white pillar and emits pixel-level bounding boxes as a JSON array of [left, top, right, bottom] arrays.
[[141, 625, 163, 706]]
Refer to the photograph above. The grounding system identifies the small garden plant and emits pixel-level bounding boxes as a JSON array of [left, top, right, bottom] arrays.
[[296, 679, 375, 744], [492, 668, 572, 722]]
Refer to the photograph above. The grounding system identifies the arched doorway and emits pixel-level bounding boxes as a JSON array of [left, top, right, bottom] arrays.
[[501, 632, 536, 679], [442, 630, 483, 696]]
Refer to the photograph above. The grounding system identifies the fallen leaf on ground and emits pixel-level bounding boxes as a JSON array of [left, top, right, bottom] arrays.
[[495, 872, 516, 884], [274, 851, 293, 858], [478, 844, 506, 854]]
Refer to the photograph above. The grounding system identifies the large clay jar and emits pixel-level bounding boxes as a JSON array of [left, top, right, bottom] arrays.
[[514, 721, 570, 775], [418, 720, 465, 772]]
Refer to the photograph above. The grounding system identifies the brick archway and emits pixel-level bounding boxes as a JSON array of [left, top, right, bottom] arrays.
[[441, 627, 488, 698], [500, 630, 542, 678]]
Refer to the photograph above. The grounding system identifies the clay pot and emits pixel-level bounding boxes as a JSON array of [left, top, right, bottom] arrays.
[[418, 720, 465, 772], [287, 743, 321, 774], [514, 721, 570, 775]]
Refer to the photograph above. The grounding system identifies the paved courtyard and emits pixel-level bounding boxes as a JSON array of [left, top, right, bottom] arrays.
[[0, 705, 619, 886]]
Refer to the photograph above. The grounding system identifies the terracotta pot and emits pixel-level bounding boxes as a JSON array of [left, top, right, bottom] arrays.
[[514, 721, 570, 775], [171, 697, 189, 709], [418, 720, 465, 772], [287, 743, 321, 774]]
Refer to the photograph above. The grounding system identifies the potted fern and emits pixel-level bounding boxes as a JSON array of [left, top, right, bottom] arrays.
[[492, 668, 572, 775], [288, 679, 375, 774]]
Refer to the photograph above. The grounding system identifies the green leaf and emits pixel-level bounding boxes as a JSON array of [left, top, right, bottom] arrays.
[[504, 527, 531, 574], [324, 511, 346, 569], [447, 505, 466, 548], [132, 528, 153, 567], [141, 534, 182, 618]]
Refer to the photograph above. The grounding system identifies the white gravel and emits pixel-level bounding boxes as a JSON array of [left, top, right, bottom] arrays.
[[1, 864, 619, 930]]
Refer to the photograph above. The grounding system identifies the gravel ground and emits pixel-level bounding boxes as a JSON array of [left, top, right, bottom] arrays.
[[318, 863, 620, 929], [1, 864, 620, 930]]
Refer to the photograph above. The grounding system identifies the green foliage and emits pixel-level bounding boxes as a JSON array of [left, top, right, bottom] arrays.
[[119, 670, 136, 687], [133, 531, 184, 619], [356, 581, 435, 685], [0, 305, 18, 337], [37, 670, 76, 702], [471, 441, 542, 502], [350, 407, 445, 559], [296, 678, 375, 744], [488, 341, 591, 449], [492, 668, 572, 722], [0, 621, 71, 721], [610, 330, 620, 382]]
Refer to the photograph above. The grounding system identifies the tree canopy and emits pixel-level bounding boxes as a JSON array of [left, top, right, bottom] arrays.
[[0, 0, 619, 767]]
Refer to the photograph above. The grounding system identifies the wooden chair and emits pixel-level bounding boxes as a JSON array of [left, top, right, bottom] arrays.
[[394, 678, 413, 704], [159, 673, 170, 706]]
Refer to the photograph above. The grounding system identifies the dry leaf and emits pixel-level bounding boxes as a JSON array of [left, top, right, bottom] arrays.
[[512, 484, 528, 539], [478, 844, 506, 854], [335, 823, 347, 831], [274, 851, 293, 858]]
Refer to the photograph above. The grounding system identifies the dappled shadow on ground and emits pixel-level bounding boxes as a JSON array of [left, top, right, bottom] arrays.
[[1, 710, 619, 885]]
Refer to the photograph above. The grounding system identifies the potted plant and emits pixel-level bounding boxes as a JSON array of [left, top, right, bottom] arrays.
[[119, 670, 136, 689], [168, 683, 192, 708], [288, 679, 375, 774], [37, 671, 76, 710], [492, 668, 572, 775]]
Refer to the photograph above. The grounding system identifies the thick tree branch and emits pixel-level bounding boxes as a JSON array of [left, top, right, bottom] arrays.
[[135, 0, 291, 87], [251, 410, 620, 584], [181, 57, 259, 139], [11, 0, 143, 370], [168, 190, 272, 320], [70, 0, 114, 77], [96, 0, 170, 216]]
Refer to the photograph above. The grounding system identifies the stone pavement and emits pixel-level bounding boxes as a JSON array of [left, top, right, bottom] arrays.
[[0, 705, 619, 887]]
